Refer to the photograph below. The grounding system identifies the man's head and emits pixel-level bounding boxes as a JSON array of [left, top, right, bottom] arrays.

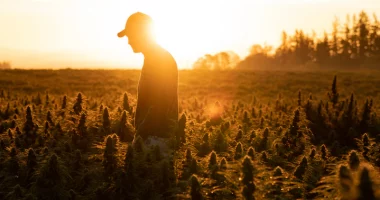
[[118, 12, 156, 53]]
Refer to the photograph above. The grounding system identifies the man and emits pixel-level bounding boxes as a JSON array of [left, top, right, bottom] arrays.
[[117, 12, 179, 150]]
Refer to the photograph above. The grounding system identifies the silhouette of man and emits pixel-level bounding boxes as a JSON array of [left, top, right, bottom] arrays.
[[118, 12, 178, 145]]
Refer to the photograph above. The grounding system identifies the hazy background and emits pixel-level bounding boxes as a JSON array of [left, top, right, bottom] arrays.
[[0, 0, 379, 69]]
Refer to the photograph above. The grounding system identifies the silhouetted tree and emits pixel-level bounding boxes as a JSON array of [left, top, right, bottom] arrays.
[[358, 11, 370, 63], [237, 44, 275, 69], [193, 51, 240, 70], [223, 10, 380, 70], [0, 61, 11, 69], [315, 32, 331, 65]]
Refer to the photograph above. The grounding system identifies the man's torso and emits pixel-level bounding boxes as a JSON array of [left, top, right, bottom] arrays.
[[134, 47, 179, 138]]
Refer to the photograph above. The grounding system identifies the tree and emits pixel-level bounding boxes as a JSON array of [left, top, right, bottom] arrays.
[[0, 61, 11, 69], [315, 32, 330, 65], [341, 14, 352, 63], [369, 14, 380, 58], [351, 14, 359, 60], [193, 10, 380, 70], [275, 31, 291, 65], [331, 16, 340, 57], [237, 43, 275, 69], [192, 51, 240, 70], [193, 54, 213, 70], [358, 11, 370, 62], [294, 30, 314, 65]]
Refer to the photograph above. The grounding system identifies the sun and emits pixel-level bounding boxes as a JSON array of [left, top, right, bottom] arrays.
[[145, 4, 230, 64], [109, 0, 257, 68], [152, 16, 206, 58]]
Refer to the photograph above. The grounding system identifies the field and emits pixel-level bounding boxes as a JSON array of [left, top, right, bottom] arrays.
[[1, 69, 380, 200]]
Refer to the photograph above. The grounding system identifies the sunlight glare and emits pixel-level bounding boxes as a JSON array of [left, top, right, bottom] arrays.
[[151, 8, 220, 59], [134, 0, 262, 68]]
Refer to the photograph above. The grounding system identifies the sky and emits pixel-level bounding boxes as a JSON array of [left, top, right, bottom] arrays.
[[0, 0, 380, 69]]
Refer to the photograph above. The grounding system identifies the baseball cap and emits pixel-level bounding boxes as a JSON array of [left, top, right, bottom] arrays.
[[117, 12, 153, 38]]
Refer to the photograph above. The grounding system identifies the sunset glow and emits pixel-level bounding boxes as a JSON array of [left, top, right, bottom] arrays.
[[0, 0, 379, 69]]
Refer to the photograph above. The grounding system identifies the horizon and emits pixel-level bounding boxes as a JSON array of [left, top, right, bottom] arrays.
[[1, 0, 380, 69]]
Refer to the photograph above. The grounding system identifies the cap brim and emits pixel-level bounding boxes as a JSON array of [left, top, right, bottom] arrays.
[[117, 29, 126, 38]]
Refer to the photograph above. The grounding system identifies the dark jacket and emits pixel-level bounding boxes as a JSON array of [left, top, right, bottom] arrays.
[[134, 46, 179, 139]]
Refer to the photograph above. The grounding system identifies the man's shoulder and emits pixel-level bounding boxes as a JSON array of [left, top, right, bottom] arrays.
[[159, 47, 177, 67], [144, 46, 178, 72]]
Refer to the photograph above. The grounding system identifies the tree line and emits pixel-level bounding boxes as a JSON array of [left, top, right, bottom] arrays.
[[0, 61, 11, 69], [192, 51, 240, 70], [193, 10, 380, 70]]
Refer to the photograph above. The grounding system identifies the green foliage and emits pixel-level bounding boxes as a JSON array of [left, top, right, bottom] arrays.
[[242, 156, 254, 185], [328, 75, 339, 106], [14, 136, 21, 149], [289, 109, 300, 137], [260, 151, 268, 162], [33, 154, 70, 200], [298, 90, 302, 107], [0, 70, 380, 199], [241, 156, 255, 200], [273, 166, 283, 176], [358, 167, 375, 200], [177, 113, 187, 144], [23, 106, 35, 136], [348, 150, 360, 170], [103, 136, 117, 176], [249, 130, 256, 142], [185, 148, 192, 163], [209, 151, 217, 168], [189, 158, 198, 174], [236, 129, 243, 141], [27, 148, 37, 172], [122, 92, 132, 114], [8, 129, 12, 140], [77, 113, 87, 136], [309, 148, 316, 160], [102, 107, 111, 133], [6, 184, 24, 200], [338, 165, 353, 195], [72, 149, 83, 172], [293, 157, 308, 180], [190, 175, 203, 200], [235, 142, 244, 160], [161, 160, 171, 192], [258, 128, 269, 151], [124, 144, 134, 167], [220, 157, 227, 170], [213, 130, 228, 153], [132, 135, 144, 153], [321, 144, 328, 160], [73, 93, 83, 115], [46, 110, 53, 124], [61, 95, 67, 109], [198, 133, 211, 156], [242, 110, 250, 125], [359, 99, 372, 133], [116, 111, 134, 142], [362, 133, 370, 147], [0, 139, 5, 150], [247, 147, 255, 160]]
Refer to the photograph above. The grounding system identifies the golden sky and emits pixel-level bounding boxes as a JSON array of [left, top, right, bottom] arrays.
[[0, 0, 379, 69]]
